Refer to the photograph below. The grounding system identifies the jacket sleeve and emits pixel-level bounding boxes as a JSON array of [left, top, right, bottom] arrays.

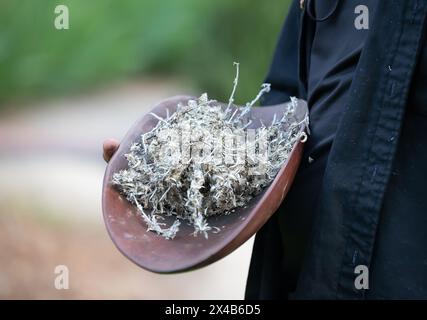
[[245, 0, 303, 300], [260, 0, 302, 106]]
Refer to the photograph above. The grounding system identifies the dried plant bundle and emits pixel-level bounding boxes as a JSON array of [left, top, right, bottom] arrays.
[[112, 64, 308, 239]]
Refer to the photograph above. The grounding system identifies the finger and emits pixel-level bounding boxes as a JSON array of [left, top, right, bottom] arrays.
[[103, 138, 120, 163]]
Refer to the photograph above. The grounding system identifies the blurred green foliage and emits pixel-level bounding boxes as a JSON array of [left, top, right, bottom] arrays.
[[0, 0, 291, 106]]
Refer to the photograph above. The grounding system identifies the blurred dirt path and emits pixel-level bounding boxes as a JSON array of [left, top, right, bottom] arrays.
[[0, 79, 254, 299]]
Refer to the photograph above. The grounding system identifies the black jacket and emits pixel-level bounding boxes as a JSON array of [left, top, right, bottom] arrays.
[[246, 0, 427, 299]]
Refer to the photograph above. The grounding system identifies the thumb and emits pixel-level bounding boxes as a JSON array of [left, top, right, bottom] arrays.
[[103, 138, 120, 163]]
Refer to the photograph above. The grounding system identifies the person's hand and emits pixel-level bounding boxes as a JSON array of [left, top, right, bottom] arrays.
[[103, 138, 119, 163]]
